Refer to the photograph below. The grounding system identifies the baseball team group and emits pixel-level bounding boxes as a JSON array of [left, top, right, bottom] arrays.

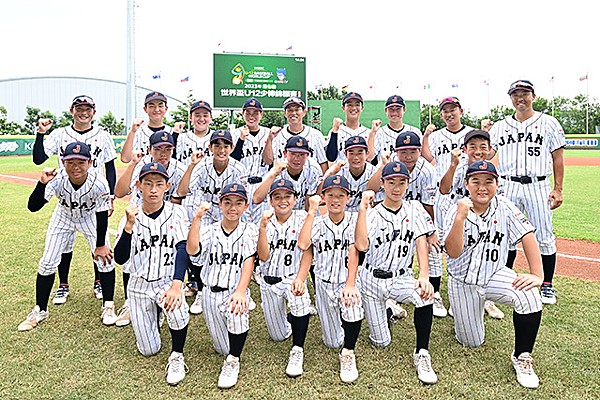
[[18, 78, 564, 390]]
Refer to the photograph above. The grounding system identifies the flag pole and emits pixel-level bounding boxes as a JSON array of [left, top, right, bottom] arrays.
[[551, 76, 555, 117], [586, 73, 589, 134]]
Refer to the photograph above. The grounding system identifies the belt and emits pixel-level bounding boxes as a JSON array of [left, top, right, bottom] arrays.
[[210, 285, 228, 293], [263, 274, 294, 285], [365, 264, 405, 279], [248, 176, 263, 184], [501, 176, 547, 184]]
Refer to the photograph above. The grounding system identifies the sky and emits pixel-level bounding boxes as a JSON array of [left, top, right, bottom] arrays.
[[2, 0, 597, 117]]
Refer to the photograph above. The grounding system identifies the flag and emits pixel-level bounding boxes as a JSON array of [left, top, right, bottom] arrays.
[[451, 83, 459, 88], [423, 84, 430, 90], [369, 85, 374, 89], [550, 76, 554, 82], [152, 74, 161, 79], [341, 85, 349, 92], [180, 76, 189, 82], [483, 80, 489, 86], [580, 74, 588, 81], [286, 45, 293, 51]]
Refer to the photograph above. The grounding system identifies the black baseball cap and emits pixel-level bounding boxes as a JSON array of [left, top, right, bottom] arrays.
[[210, 130, 233, 144], [438, 96, 461, 110], [463, 129, 490, 146], [508, 80, 535, 95], [283, 97, 306, 110], [62, 141, 92, 160], [342, 92, 363, 105], [268, 178, 296, 196], [190, 100, 212, 113], [465, 160, 498, 179], [385, 95, 405, 109], [381, 161, 410, 180], [322, 175, 350, 193], [395, 131, 421, 150], [219, 183, 248, 201], [285, 135, 311, 154], [149, 130, 175, 148], [344, 135, 368, 151], [139, 162, 169, 180], [71, 95, 95, 109], [145, 91, 167, 105], [242, 97, 263, 110]]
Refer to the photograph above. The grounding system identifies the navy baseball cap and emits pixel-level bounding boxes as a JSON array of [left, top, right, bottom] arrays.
[[395, 131, 421, 150], [342, 92, 363, 105], [285, 135, 311, 154], [381, 161, 410, 180], [465, 160, 498, 179], [283, 97, 306, 110], [438, 96, 461, 110], [385, 95, 405, 109], [268, 178, 296, 196], [210, 130, 233, 144], [344, 135, 368, 151], [322, 175, 351, 193], [139, 162, 169, 180], [149, 130, 175, 148], [190, 100, 212, 113], [508, 80, 535, 95], [145, 91, 167, 105], [242, 97, 263, 110], [219, 183, 248, 201], [62, 141, 92, 160], [71, 95, 95, 109], [463, 129, 490, 146]]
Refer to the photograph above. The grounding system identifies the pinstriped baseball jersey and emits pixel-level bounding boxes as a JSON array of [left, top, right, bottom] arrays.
[[311, 212, 357, 284], [331, 124, 370, 162], [115, 202, 189, 281], [445, 155, 470, 201], [364, 201, 431, 272], [42, 125, 117, 170], [259, 210, 307, 277], [175, 130, 212, 164], [490, 112, 565, 177], [338, 163, 377, 212], [198, 222, 258, 289], [279, 160, 322, 210], [133, 124, 174, 155], [127, 155, 187, 205], [427, 125, 474, 176], [374, 124, 422, 162], [402, 157, 437, 206], [444, 196, 535, 286], [272, 126, 328, 165], [231, 126, 271, 177]]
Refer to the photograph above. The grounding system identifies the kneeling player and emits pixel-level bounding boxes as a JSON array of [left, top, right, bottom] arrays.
[[114, 162, 191, 386], [444, 160, 543, 389]]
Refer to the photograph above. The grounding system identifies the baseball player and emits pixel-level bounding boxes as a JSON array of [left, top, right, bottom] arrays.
[[367, 95, 423, 164], [230, 97, 282, 223], [268, 97, 329, 174], [488, 80, 565, 305], [186, 184, 258, 389], [296, 175, 364, 383], [253, 136, 323, 211], [444, 160, 544, 389], [257, 178, 312, 378], [33, 94, 117, 305], [18, 141, 118, 332], [113, 162, 191, 386], [174, 100, 213, 163], [354, 162, 438, 385]]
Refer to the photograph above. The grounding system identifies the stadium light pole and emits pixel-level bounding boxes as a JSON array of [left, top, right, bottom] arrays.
[[126, 0, 136, 132]]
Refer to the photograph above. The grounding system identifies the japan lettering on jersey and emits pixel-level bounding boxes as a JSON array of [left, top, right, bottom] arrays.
[[231, 126, 270, 177], [175, 130, 212, 165], [197, 221, 258, 289], [490, 112, 565, 177], [43, 125, 117, 170], [44, 168, 112, 219], [133, 124, 174, 155], [338, 163, 377, 212], [116, 202, 189, 281], [364, 201, 432, 272], [128, 155, 187, 205], [311, 212, 357, 284], [444, 196, 534, 286], [333, 124, 370, 162], [403, 158, 437, 206], [428, 126, 473, 176], [279, 160, 322, 210], [374, 124, 422, 162], [259, 210, 307, 277], [272, 126, 328, 165]]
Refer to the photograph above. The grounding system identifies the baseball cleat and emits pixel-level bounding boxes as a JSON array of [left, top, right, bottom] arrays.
[[248, 296, 257, 311], [93, 281, 103, 300], [166, 352, 188, 386], [512, 352, 539, 389], [286, 346, 304, 377], [432, 292, 448, 318], [386, 299, 408, 320], [339, 348, 359, 383], [218, 355, 240, 389], [448, 306, 454, 318], [190, 292, 203, 315], [540, 283, 557, 305], [484, 300, 505, 319], [414, 349, 438, 384], [52, 285, 70, 305], [115, 301, 131, 327], [18, 306, 49, 332], [308, 304, 318, 316], [101, 305, 118, 326]]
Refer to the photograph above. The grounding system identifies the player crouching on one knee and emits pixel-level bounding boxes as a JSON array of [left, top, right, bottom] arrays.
[[19, 141, 118, 332], [113, 162, 191, 386], [297, 175, 364, 383], [444, 160, 544, 389], [355, 162, 438, 385], [186, 184, 258, 390], [256, 179, 313, 379]]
